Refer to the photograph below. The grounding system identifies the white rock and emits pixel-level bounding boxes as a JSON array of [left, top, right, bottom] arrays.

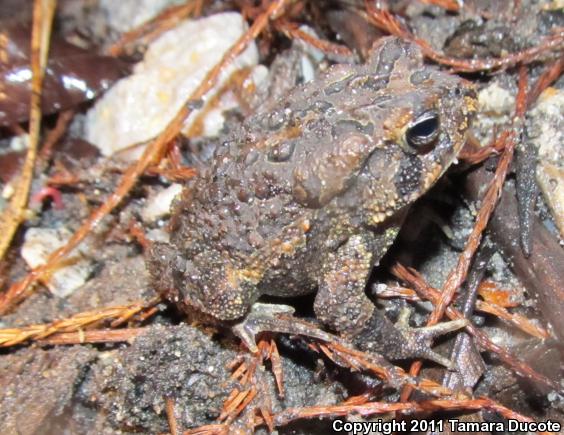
[[473, 82, 516, 145], [99, 0, 186, 34], [141, 183, 182, 223], [9, 134, 29, 151], [2, 184, 14, 200], [538, 162, 564, 236], [528, 88, 564, 162], [528, 88, 564, 236], [478, 82, 515, 115], [85, 13, 258, 156], [297, 25, 325, 63], [296, 26, 325, 83], [21, 227, 93, 298], [146, 228, 170, 243]]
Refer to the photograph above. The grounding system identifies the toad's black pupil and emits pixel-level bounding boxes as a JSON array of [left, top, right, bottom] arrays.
[[410, 117, 438, 138], [406, 112, 440, 151]]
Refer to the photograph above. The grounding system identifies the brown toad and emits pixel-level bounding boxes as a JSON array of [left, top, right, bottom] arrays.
[[148, 37, 477, 365]]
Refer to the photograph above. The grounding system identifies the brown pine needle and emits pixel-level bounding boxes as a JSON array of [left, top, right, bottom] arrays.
[[230, 361, 249, 382], [376, 283, 551, 339], [166, 396, 180, 435], [275, 20, 353, 59], [421, 0, 460, 11], [268, 339, 285, 398], [38, 108, 75, 165], [476, 301, 550, 339], [183, 424, 228, 435], [273, 398, 548, 434], [38, 327, 146, 345], [219, 389, 249, 421], [0, 298, 159, 347], [107, 0, 203, 56]]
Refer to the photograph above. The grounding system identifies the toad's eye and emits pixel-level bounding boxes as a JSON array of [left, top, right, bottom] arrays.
[[406, 111, 440, 152]]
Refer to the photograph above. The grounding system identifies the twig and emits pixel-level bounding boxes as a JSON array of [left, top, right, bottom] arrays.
[[421, 0, 460, 11], [273, 398, 545, 432], [317, 341, 457, 398], [477, 301, 550, 339], [275, 20, 354, 61], [107, 0, 203, 56], [268, 339, 284, 398], [419, 31, 564, 73], [38, 327, 146, 345], [0, 0, 57, 262], [257, 337, 285, 397], [0, 0, 292, 315], [183, 424, 228, 435], [0, 298, 159, 347], [459, 131, 508, 165], [527, 56, 564, 107], [364, 2, 564, 72], [38, 109, 75, 166], [166, 396, 180, 435], [219, 388, 256, 423]]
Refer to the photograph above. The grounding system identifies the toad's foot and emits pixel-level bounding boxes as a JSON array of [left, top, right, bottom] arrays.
[[353, 308, 468, 369], [233, 302, 339, 353]]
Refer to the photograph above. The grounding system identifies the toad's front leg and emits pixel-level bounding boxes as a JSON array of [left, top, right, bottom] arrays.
[[314, 234, 466, 368]]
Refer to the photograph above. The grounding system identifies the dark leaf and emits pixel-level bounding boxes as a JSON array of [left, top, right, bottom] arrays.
[[0, 150, 25, 183], [0, 24, 128, 126]]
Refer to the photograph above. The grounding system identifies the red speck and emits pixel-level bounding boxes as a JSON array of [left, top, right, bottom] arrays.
[[31, 186, 64, 210]]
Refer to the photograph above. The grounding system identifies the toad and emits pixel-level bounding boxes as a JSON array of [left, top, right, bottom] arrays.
[[147, 37, 477, 366]]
